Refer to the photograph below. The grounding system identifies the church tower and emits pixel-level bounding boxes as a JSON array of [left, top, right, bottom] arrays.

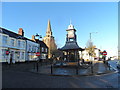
[[43, 20, 57, 58]]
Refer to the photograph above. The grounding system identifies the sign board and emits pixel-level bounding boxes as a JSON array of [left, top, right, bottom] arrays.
[[36, 52, 40, 56], [102, 51, 107, 56], [6, 51, 9, 55]]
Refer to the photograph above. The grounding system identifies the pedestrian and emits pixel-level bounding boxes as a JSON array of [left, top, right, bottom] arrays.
[[82, 58, 85, 64], [10, 56, 12, 65]]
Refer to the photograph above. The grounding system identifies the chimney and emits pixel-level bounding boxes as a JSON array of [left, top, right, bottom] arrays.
[[18, 28, 24, 36], [31, 35, 35, 41]]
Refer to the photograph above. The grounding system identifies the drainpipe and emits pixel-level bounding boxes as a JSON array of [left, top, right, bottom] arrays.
[[25, 40, 27, 62]]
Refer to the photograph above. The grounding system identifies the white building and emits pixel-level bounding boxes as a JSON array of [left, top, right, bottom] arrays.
[[0, 28, 26, 63], [79, 48, 100, 61], [26, 39, 39, 61], [94, 48, 100, 60], [0, 27, 47, 63]]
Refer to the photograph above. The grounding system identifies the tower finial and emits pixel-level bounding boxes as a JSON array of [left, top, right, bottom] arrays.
[[70, 19, 72, 25]]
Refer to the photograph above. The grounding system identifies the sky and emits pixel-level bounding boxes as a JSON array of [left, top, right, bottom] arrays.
[[2, 2, 118, 57]]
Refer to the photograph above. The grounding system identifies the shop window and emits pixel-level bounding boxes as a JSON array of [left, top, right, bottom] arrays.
[[21, 52, 24, 59], [16, 51, 20, 59], [37, 47, 39, 52], [2, 49, 6, 59]]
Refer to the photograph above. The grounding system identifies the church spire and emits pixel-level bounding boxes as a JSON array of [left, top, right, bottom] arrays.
[[43, 19, 57, 58], [46, 19, 52, 36]]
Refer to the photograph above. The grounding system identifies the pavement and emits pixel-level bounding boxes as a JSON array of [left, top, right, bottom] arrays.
[[2, 60, 117, 76], [29, 61, 116, 76]]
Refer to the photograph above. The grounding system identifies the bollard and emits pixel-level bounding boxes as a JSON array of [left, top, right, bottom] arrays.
[[33, 62, 36, 69], [51, 65, 53, 74], [76, 66, 78, 75], [106, 61, 110, 70], [36, 62, 39, 72], [91, 65, 93, 74], [108, 63, 110, 70]]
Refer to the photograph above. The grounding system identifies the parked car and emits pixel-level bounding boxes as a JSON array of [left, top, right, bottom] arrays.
[[117, 61, 120, 69]]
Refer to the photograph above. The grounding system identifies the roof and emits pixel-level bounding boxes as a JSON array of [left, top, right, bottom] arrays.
[[60, 41, 83, 51], [0, 27, 26, 39], [37, 40, 48, 48], [0, 27, 37, 43]]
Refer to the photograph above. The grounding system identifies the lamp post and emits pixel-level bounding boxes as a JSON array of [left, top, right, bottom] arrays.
[[35, 33, 42, 40], [34, 33, 42, 72], [90, 32, 97, 40], [35, 33, 42, 60], [89, 32, 97, 74]]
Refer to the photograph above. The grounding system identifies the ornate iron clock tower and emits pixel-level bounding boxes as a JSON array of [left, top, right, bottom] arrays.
[[60, 22, 83, 62]]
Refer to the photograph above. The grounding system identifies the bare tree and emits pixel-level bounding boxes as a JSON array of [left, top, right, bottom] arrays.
[[51, 49, 63, 59], [86, 39, 96, 61]]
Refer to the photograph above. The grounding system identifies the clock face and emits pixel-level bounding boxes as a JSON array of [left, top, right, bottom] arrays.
[[68, 31, 74, 38]]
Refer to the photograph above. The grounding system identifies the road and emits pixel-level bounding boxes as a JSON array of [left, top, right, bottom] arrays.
[[2, 62, 120, 88]]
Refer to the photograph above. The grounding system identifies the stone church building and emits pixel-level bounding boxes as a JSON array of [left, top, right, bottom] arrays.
[[43, 20, 57, 58]]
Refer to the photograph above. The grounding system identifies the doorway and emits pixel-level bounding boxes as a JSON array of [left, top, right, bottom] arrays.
[[10, 51, 14, 64]]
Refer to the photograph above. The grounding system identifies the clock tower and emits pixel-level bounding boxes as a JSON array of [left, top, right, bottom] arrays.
[[66, 23, 76, 42], [60, 22, 83, 62]]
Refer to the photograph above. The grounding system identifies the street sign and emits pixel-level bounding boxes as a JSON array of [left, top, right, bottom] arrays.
[[6, 51, 9, 55], [36, 52, 40, 56], [102, 51, 107, 56]]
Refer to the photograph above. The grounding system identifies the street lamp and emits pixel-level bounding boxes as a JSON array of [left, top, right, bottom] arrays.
[[35, 33, 42, 60], [34, 33, 42, 72], [89, 32, 98, 74], [35, 33, 42, 40], [90, 32, 98, 40]]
